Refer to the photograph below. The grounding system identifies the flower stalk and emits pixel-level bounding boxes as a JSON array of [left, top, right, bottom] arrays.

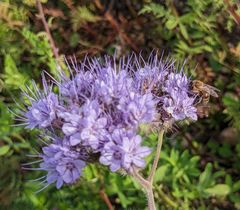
[[146, 189, 156, 210], [132, 129, 165, 210], [148, 129, 164, 184]]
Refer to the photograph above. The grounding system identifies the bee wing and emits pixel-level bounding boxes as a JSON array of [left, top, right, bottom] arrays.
[[205, 84, 220, 91], [205, 85, 220, 97], [209, 89, 219, 97]]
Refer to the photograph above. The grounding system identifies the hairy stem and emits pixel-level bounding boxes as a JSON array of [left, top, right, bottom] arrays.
[[132, 169, 155, 210], [132, 169, 149, 188], [146, 188, 156, 210], [148, 129, 164, 184]]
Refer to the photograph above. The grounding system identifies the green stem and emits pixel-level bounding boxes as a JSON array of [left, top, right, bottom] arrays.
[[132, 129, 166, 210], [146, 188, 156, 210], [148, 129, 164, 184], [132, 169, 155, 210]]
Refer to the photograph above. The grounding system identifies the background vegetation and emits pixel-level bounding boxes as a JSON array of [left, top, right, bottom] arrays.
[[0, 0, 240, 209]]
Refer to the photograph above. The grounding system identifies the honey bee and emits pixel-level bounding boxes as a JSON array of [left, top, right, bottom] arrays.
[[191, 80, 220, 117]]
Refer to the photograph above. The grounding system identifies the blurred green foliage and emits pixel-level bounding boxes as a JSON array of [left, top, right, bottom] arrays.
[[1, 0, 240, 209]]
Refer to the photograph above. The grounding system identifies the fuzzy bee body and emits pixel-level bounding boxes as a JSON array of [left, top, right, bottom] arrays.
[[191, 80, 219, 117]]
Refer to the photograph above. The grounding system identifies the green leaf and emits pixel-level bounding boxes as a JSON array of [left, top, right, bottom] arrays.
[[166, 17, 178, 30], [70, 33, 80, 47], [199, 163, 212, 188], [205, 184, 231, 196], [154, 164, 169, 183], [230, 194, 240, 205], [0, 145, 10, 156], [180, 13, 195, 24], [177, 40, 190, 51], [213, 170, 226, 179], [138, 3, 165, 18], [202, 45, 213, 52], [233, 180, 240, 192], [190, 156, 200, 165], [225, 174, 232, 186], [204, 36, 216, 45], [218, 144, 232, 158], [179, 24, 189, 40], [71, 6, 100, 31], [170, 149, 179, 163], [3, 54, 27, 88], [188, 168, 201, 177]]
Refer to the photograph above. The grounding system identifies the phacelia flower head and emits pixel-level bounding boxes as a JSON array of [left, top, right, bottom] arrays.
[[19, 52, 201, 191]]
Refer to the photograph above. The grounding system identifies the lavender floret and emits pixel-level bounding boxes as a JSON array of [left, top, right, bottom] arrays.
[[40, 143, 86, 189], [99, 129, 151, 172]]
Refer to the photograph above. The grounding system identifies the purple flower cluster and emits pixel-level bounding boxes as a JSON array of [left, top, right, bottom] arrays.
[[20, 54, 198, 190]]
